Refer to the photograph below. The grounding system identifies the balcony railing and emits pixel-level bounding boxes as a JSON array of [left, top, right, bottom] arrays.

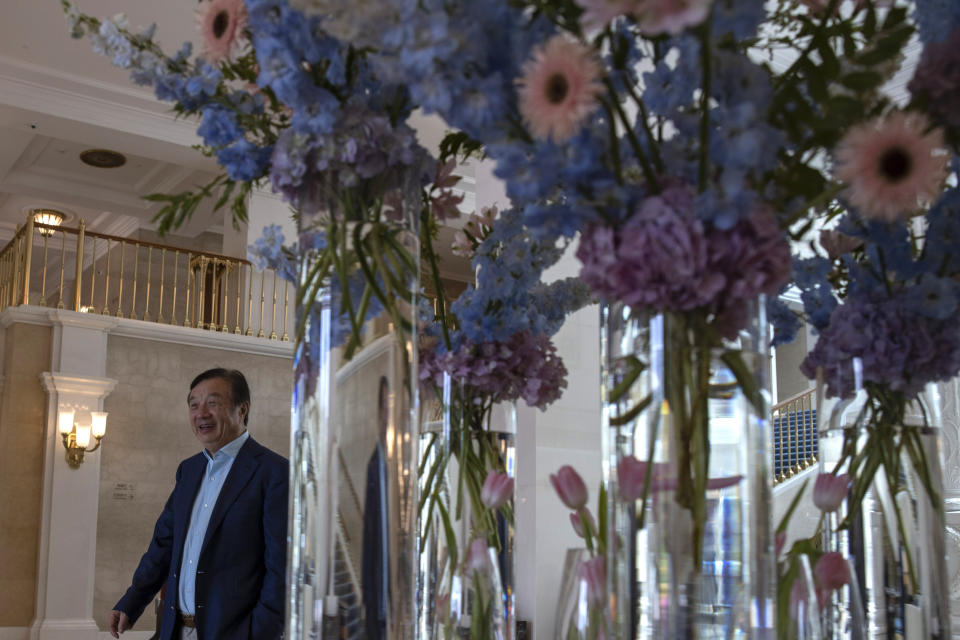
[[0, 216, 292, 341], [772, 387, 818, 484]]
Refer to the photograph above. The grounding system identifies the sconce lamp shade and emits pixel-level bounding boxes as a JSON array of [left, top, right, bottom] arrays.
[[58, 409, 75, 435], [75, 425, 92, 449], [91, 411, 108, 438]]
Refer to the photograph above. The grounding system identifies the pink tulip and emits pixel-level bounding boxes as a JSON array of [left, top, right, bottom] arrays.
[[813, 473, 849, 513], [466, 538, 490, 576], [480, 470, 514, 509], [814, 551, 850, 592], [551, 465, 588, 509], [617, 455, 647, 500], [578, 555, 606, 605], [570, 508, 596, 538]]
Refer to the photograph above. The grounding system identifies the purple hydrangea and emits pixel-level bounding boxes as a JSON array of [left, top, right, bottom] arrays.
[[577, 183, 791, 333], [800, 293, 960, 399], [909, 26, 960, 133], [420, 331, 568, 410]]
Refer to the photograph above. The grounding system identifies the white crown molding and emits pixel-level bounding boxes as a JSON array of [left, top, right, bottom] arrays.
[[0, 55, 199, 149], [110, 317, 295, 358], [0, 305, 293, 358], [39, 372, 117, 398], [46, 309, 119, 332]]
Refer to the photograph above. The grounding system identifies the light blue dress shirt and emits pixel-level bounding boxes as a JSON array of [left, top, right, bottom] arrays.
[[178, 430, 250, 614]]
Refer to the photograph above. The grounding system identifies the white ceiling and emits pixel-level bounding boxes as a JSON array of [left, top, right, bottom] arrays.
[[0, 1, 225, 245]]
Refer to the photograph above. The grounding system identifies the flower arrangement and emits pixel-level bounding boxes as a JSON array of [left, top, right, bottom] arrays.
[[64, 0, 960, 634], [417, 203, 591, 636]]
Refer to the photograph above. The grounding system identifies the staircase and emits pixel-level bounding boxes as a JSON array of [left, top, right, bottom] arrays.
[[334, 517, 365, 640], [772, 388, 819, 484]]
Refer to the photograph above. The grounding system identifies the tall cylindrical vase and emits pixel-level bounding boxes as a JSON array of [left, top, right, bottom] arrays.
[[602, 299, 776, 639], [818, 380, 952, 640], [286, 197, 421, 639], [418, 378, 517, 639]]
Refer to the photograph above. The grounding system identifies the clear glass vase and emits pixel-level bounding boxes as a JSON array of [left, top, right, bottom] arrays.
[[433, 541, 507, 640], [286, 178, 422, 639], [601, 299, 776, 639], [555, 547, 610, 640], [817, 364, 951, 640], [417, 377, 517, 639]]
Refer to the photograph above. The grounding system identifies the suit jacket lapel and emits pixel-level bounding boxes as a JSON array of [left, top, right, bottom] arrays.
[[200, 437, 262, 555]]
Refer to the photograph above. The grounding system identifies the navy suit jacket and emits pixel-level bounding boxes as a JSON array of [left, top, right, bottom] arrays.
[[115, 436, 288, 640]]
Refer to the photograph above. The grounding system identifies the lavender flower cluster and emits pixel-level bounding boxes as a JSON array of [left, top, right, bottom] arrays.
[[420, 331, 568, 410], [800, 292, 960, 399], [576, 183, 790, 335], [421, 207, 590, 411]]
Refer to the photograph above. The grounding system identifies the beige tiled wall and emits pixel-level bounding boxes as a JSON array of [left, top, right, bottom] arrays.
[[94, 336, 292, 632], [0, 323, 52, 626]]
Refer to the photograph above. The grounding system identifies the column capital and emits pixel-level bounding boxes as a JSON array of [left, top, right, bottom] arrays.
[[39, 373, 117, 400]]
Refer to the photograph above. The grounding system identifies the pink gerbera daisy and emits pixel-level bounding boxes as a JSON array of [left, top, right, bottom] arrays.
[[197, 0, 248, 63], [635, 0, 712, 36], [574, 0, 640, 31], [834, 111, 948, 222], [517, 36, 604, 144]]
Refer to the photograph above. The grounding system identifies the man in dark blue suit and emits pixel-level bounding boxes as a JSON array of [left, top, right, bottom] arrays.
[[108, 368, 288, 640]]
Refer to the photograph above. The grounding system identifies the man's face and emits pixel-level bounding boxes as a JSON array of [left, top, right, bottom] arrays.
[[188, 377, 246, 453]]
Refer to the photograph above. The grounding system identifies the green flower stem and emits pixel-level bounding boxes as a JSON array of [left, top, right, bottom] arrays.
[[602, 80, 660, 193], [623, 81, 664, 173], [600, 99, 625, 186], [294, 250, 332, 347], [696, 22, 713, 194], [420, 207, 452, 347]]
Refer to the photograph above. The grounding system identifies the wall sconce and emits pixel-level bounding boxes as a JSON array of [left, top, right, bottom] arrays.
[[58, 408, 108, 468]]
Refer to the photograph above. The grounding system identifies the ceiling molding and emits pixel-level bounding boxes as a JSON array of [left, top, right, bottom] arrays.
[[0, 54, 199, 149], [1, 168, 153, 211]]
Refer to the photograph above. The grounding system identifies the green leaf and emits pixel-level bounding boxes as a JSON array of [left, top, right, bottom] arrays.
[[826, 95, 864, 121], [776, 478, 810, 533], [881, 5, 908, 30], [435, 499, 459, 578], [609, 355, 645, 403], [862, 4, 877, 39], [609, 394, 653, 427], [816, 41, 841, 79], [721, 350, 764, 415], [840, 71, 884, 92], [804, 61, 829, 103]]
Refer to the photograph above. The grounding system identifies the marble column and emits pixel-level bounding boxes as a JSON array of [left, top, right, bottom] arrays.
[[31, 311, 117, 640], [938, 379, 960, 637]]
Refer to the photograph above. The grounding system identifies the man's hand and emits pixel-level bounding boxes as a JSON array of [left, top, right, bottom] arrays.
[[109, 610, 131, 638]]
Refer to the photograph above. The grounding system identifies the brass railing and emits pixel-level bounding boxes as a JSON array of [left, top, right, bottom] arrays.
[[0, 217, 292, 341], [772, 387, 818, 484]]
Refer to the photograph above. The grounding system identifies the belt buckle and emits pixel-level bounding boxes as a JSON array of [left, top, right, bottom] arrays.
[[179, 612, 196, 628]]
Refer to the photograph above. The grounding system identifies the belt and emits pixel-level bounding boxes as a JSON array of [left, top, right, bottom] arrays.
[[179, 612, 196, 628]]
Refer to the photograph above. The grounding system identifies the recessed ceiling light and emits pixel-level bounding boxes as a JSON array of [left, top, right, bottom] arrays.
[[80, 149, 127, 169]]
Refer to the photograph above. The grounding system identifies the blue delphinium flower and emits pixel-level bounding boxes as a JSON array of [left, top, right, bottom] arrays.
[[197, 105, 243, 147], [217, 139, 273, 182], [768, 296, 802, 347], [914, 0, 960, 43], [907, 274, 960, 319]]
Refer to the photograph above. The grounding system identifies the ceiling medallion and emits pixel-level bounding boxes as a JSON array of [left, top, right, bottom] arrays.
[[79, 149, 127, 169]]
